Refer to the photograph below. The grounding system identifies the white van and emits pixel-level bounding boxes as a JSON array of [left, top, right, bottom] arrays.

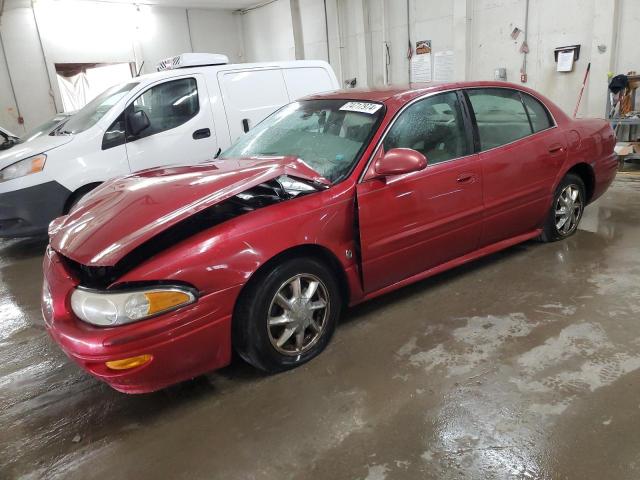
[[0, 54, 338, 238]]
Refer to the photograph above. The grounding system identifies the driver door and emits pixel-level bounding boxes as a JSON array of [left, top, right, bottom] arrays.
[[123, 74, 217, 172], [356, 91, 484, 294]]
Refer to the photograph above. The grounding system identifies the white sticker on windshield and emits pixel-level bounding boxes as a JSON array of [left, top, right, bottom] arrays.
[[339, 102, 383, 114]]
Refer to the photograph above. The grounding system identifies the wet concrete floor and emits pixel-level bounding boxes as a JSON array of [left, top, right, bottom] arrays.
[[1, 175, 640, 479]]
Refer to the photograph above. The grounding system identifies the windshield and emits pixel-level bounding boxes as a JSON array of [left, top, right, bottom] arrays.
[[220, 99, 384, 183], [20, 115, 69, 143], [61, 82, 139, 134]]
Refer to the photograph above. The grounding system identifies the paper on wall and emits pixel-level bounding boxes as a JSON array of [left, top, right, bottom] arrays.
[[433, 50, 454, 82], [557, 50, 574, 72], [410, 54, 432, 83]]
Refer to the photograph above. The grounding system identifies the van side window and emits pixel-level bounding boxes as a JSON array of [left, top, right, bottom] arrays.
[[383, 91, 471, 165], [467, 88, 531, 151], [128, 78, 199, 139], [102, 113, 125, 150], [521, 92, 554, 132]]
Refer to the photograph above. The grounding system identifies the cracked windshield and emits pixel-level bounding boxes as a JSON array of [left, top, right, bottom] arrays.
[[220, 99, 383, 183]]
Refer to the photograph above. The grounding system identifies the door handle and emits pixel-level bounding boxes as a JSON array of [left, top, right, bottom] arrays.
[[242, 119, 250, 133], [193, 128, 211, 140], [547, 144, 564, 154], [456, 173, 476, 184]]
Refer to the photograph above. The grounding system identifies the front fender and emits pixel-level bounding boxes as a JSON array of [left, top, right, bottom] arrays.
[[115, 181, 361, 314]]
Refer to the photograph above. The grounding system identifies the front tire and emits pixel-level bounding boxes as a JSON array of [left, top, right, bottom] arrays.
[[233, 257, 342, 373], [540, 173, 585, 242]]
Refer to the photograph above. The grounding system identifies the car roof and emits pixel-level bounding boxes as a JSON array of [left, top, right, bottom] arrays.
[[304, 80, 566, 121], [306, 80, 549, 104]]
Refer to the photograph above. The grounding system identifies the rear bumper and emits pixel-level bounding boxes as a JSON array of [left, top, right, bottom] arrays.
[[43, 248, 235, 393], [0, 181, 70, 238], [591, 152, 618, 203]]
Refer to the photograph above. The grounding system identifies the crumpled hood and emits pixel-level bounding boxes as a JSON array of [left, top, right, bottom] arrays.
[[49, 156, 329, 267], [0, 134, 73, 168]]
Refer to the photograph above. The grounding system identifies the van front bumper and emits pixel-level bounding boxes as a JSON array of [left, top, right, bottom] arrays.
[[0, 181, 70, 238]]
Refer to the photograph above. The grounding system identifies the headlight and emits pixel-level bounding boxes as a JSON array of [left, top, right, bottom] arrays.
[[70, 286, 197, 326], [0, 154, 46, 182]]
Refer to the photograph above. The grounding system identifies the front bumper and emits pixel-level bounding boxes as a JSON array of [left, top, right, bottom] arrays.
[[0, 181, 70, 237], [43, 248, 236, 393]]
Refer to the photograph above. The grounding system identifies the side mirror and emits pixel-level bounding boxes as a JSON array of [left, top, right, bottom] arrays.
[[375, 148, 427, 177], [127, 110, 150, 137]]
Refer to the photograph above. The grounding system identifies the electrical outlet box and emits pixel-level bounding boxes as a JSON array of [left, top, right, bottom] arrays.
[[494, 68, 507, 81]]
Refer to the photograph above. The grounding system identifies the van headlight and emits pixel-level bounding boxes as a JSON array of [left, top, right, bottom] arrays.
[[0, 153, 47, 182], [70, 286, 197, 326]]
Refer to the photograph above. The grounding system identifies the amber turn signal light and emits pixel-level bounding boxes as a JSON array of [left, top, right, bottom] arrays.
[[105, 354, 152, 370]]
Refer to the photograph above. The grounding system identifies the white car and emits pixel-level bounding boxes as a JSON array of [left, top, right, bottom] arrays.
[[0, 53, 338, 237]]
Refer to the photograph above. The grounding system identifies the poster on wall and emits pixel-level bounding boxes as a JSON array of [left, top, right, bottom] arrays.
[[434, 50, 455, 82], [410, 40, 432, 83], [557, 50, 574, 72]]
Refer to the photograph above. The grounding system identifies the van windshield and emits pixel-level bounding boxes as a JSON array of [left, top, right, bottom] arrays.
[[220, 99, 384, 183], [60, 82, 139, 134]]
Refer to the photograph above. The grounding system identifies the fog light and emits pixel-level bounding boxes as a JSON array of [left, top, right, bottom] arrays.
[[105, 354, 152, 370]]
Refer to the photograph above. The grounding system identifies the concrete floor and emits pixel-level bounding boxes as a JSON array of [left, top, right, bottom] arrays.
[[1, 174, 640, 480]]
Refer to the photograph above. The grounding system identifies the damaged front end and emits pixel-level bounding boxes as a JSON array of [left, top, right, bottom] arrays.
[[64, 176, 325, 289], [49, 157, 330, 289]]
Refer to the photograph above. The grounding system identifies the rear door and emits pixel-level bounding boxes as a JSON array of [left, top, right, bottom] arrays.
[[123, 74, 217, 172], [465, 88, 565, 246], [357, 91, 483, 294], [218, 68, 290, 142]]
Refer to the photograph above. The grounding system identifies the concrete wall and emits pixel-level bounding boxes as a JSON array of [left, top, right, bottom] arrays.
[[240, 0, 295, 62], [315, 0, 631, 118], [0, 1, 56, 134], [188, 9, 244, 63], [615, 0, 640, 75], [0, 0, 243, 134], [1, 0, 638, 132], [469, 0, 597, 116]]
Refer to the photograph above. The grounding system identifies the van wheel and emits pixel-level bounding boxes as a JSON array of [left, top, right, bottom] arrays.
[[64, 184, 100, 214], [539, 173, 585, 242], [233, 257, 341, 373]]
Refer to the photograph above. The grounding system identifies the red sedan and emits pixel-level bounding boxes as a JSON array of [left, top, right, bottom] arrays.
[[42, 82, 617, 393]]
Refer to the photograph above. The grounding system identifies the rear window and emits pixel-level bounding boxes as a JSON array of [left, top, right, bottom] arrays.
[[521, 93, 554, 132]]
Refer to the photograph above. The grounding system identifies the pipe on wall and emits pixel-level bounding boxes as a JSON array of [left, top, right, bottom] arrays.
[[522, 0, 529, 80], [406, 0, 411, 82], [323, 0, 330, 63]]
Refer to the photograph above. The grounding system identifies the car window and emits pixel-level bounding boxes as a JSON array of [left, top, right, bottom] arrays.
[[128, 78, 199, 139], [102, 113, 126, 150], [383, 92, 471, 165], [467, 88, 532, 151], [521, 93, 553, 132]]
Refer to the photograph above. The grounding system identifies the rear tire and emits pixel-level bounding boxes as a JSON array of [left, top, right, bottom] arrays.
[[539, 173, 585, 242], [233, 257, 341, 373]]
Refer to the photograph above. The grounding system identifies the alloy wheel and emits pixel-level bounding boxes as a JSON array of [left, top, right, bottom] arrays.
[[555, 184, 583, 236], [267, 274, 330, 356]]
